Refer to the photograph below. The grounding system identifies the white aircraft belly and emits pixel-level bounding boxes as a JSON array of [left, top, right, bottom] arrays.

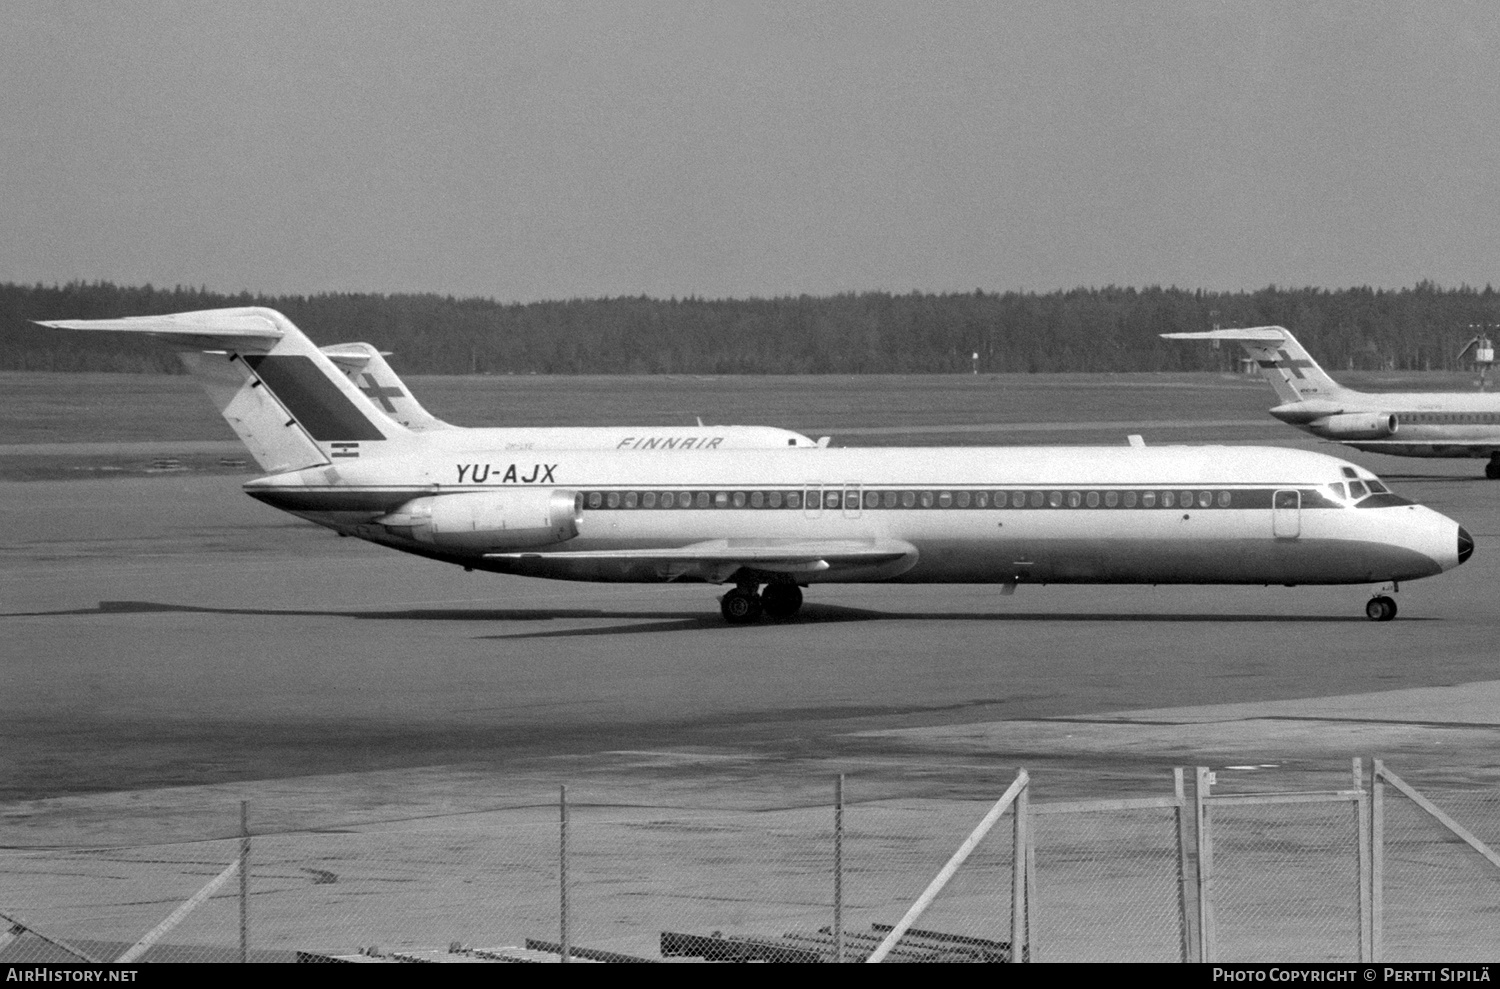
[[475, 506, 1447, 586]]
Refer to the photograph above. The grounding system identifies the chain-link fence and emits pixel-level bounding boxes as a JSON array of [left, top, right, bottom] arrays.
[[1202, 795, 1366, 962], [1031, 799, 1187, 962], [1375, 774, 1500, 963], [2, 761, 1497, 963]]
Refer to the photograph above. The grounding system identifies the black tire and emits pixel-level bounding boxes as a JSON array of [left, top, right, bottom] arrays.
[[1487, 459, 1500, 479], [762, 584, 804, 618], [720, 588, 763, 624], [1365, 596, 1397, 622]]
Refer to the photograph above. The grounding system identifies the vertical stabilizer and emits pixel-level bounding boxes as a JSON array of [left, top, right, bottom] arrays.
[[35, 307, 404, 473], [1160, 327, 1352, 403], [320, 343, 456, 431]]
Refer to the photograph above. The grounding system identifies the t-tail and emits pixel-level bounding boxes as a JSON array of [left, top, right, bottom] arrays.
[[35, 307, 403, 474], [1161, 326, 1353, 404], [319, 342, 455, 432]]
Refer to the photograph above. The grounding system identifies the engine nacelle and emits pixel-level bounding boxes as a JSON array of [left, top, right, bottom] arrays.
[[1314, 412, 1398, 439], [377, 489, 579, 551]]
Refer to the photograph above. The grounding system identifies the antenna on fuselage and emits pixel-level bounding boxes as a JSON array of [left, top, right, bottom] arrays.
[[1458, 325, 1496, 391]]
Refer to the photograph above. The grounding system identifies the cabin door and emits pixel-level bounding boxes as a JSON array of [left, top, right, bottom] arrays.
[[842, 483, 862, 519], [1272, 489, 1301, 539]]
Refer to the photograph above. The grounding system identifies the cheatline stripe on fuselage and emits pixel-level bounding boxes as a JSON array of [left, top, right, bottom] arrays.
[[799, 419, 1268, 436], [247, 484, 1402, 514]]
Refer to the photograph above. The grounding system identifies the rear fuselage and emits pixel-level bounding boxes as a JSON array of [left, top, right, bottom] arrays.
[[1271, 392, 1500, 459]]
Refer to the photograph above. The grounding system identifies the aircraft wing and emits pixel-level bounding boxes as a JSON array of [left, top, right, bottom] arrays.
[[1160, 326, 1288, 342], [487, 538, 918, 582], [35, 309, 286, 353]]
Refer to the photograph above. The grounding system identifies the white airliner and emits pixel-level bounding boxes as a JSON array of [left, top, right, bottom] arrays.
[[1164, 327, 1500, 478], [315, 340, 825, 450], [39, 308, 1472, 623]]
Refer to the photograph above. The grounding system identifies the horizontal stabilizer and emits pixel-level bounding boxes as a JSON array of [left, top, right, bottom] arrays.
[[320, 343, 394, 375], [36, 308, 287, 354], [36, 307, 399, 472], [1160, 326, 1288, 342]]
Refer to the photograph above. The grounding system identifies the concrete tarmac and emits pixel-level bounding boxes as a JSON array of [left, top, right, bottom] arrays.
[[3, 449, 1499, 832]]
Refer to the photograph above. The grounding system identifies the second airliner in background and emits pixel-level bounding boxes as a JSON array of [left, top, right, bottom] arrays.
[[1166, 326, 1500, 477]]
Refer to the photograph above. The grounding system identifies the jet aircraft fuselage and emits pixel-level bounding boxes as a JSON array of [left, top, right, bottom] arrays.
[[38, 307, 1472, 623]]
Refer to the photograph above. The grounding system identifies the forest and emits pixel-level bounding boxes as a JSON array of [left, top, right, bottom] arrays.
[[1, 280, 1496, 376]]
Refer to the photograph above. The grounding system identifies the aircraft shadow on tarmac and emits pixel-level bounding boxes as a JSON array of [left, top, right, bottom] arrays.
[[4, 600, 1392, 641], [6, 600, 695, 623]]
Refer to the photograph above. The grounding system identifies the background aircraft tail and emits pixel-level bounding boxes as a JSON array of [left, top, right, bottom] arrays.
[[36, 307, 405, 474], [1161, 326, 1351, 404], [320, 342, 456, 432]]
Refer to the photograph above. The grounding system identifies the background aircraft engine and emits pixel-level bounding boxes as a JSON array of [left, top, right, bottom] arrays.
[[379, 490, 579, 551], [1315, 412, 1399, 439]]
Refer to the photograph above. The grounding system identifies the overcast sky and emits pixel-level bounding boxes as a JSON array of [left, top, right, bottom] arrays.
[[4, 1, 1498, 301]]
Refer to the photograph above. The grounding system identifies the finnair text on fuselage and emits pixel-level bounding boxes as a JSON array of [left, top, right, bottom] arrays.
[[616, 436, 727, 450]]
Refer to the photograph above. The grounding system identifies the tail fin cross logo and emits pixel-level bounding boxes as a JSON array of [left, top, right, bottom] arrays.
[[1259, 350, 1317, 379], [358, 374, 405, 413]]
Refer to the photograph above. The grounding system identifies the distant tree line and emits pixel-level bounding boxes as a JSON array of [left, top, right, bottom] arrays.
[[1, 280, 1497, 375]]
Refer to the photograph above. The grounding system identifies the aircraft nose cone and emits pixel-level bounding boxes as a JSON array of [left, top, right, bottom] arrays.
[[1458, 526, 1475, 566]]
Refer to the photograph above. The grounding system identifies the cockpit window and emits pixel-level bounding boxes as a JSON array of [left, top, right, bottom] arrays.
[[1348, 473, 1413, 508], [1327, 482, 1347, 501], [1355, 492, 1415, 508]]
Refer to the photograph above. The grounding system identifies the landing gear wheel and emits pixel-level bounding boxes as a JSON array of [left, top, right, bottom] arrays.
[[1487, 455, 1500, 480], [720, 586, 763, 624], [761, 583, 804, 618], [1365, 596, 1398, 622]]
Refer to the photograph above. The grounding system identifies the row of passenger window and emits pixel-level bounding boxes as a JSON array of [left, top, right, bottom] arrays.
[[579, 488, 1242, 511], [1405, 413, 1500, 424]]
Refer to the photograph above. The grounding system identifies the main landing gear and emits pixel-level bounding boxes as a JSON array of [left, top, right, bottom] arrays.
[[1486, 453, 1500, 480], [1365, 595, 1398, 622], [720, 583, 804, 624]]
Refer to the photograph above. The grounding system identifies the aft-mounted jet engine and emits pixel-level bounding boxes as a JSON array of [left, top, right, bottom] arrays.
[[377, 490, 580, 551], [1313, 413, 1399, 440]]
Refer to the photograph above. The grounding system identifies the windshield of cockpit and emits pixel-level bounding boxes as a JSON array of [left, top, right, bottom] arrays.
[[1325, 466, 1413, 507]]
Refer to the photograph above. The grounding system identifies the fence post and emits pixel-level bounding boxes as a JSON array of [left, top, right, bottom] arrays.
[[866, 771, 1029, 963], [1012, 782, 1030, 962], [560, 784, 570, 964], [1371, 758, 1384, 961], [1173, 767, 1195, 963], [1195, 766, 1216, 963], [1354, 757, 1372, 962], [834, 774, 844, 963], [1025, 816, 1037, 963], [239, 800, 250, 964]]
